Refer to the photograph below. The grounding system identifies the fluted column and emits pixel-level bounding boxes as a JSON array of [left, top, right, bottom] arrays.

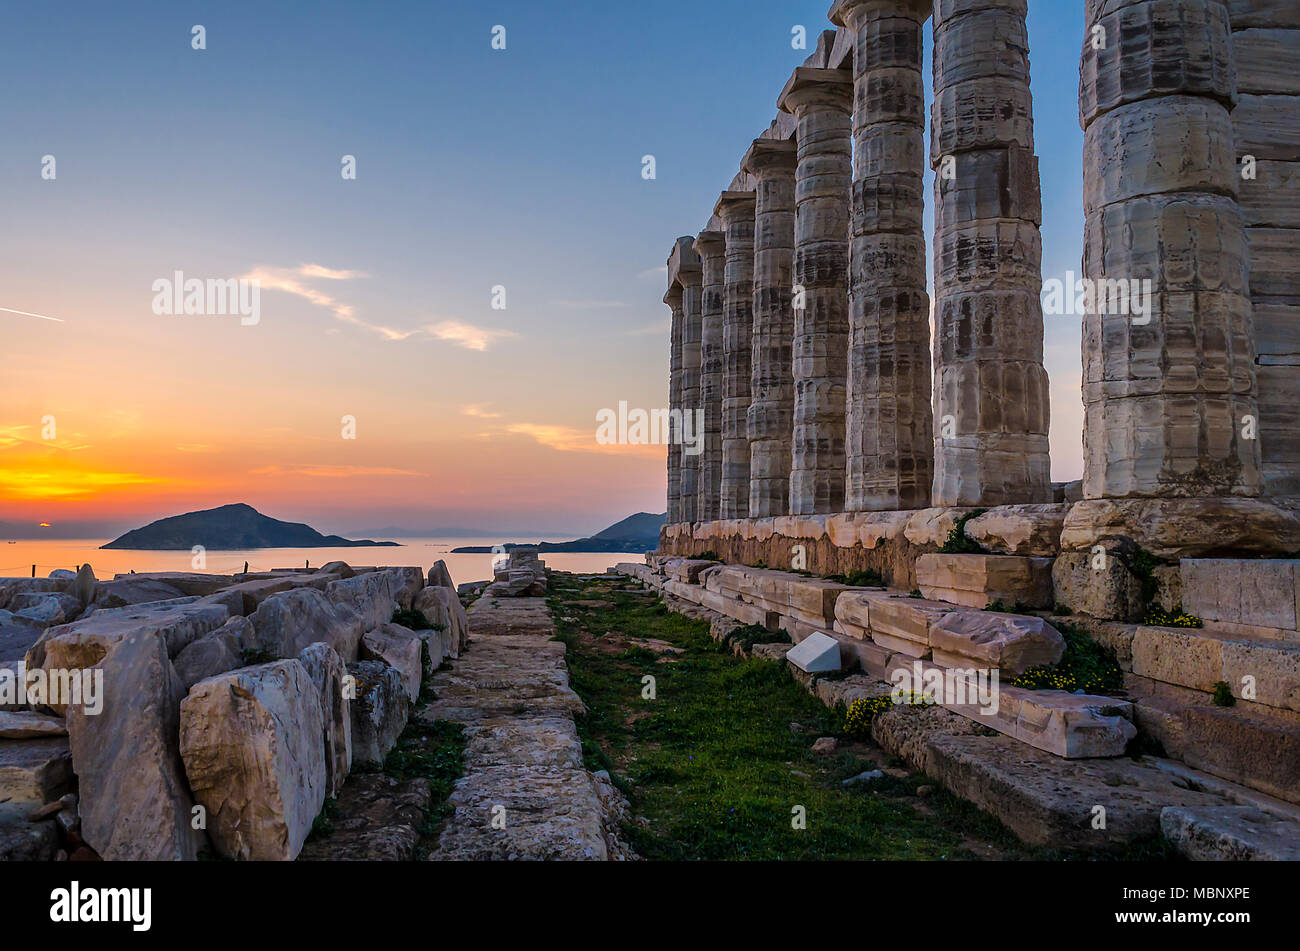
[[716, 192, 758, 519], [664, 280, 684, 523], [931, 0, 1051, 506], [833, 0, 934, 512], [676, 245, 704, 523], [694, 229, 727, 521], [1080, 0, 1258, 498], [742, 138, 798, 517], [1229, 1, 1297, 495], [778, 67, 853, 515]]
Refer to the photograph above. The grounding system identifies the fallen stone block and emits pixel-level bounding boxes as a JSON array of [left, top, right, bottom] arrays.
[[381, 567, 425, 611], [179, 659, 326, 861], [413, 585, 469, 655], [0, 737, 73, 804], [346, 660, 409, 768], [9, 592, 85, 626], [298, 642, 352, 799], [316, 561, 355, 579], [172, 616, 249, 690], [866, 595, 955, 646], [250, 587, 364, 663], [29, 599, 230, 712], [786, 632, 841, 674], [666, 559, 718, 583], [916, 553, 1054, 610], [0, 578, 67, 611], [929, 610, 1065, 675], [110, 572, 236, 597], [1160, 806, 1300, 861], [361, 623, 423, 701], [326, 572, 398, 633], [0, 710, 67, 739], [89, 577, 187, 611], [427, 560, 454, 589], [963, 504, 1067, 556], [220, 576, 297, 615], [67, 629, 205, 860]]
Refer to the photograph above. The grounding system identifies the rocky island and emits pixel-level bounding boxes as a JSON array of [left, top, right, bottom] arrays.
[[102, 503, 400, 551]]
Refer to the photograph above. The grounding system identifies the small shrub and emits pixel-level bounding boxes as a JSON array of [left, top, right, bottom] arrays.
[[1212, 681, 1236, 707], [239, 647, 276, 666], [392, 608, 428, 630], [697, 550, 721, 562], [1143, 605, 1204, 628], [1052, 603, 1072, 617], [1010, 624, 1124, 694], [828, 568, 886, 588], [729, 623, 791, 653], [909, 589, 923, 599], [939, 510, 987, 554], [844, 692, 934, 739]]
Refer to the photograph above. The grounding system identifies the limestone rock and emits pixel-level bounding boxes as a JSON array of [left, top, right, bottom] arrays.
[[89, 577, 187, 611], [382, 567, 425, 611], [361, 623, 424, 701], [0, 710, 67, 739], [0, 737, 73, 804], [929, 610, 1065, 675], [298, 642, 352, 799], [786, 632, 842, 674], [916, 553, 1054, 610], [67, 629, 204, 861], [30, 599, 230, 714], [963, 504, 1065, 556], [179, 660, 326, 861], [413, 586, 468, 656], [297, 774, 431, 861], [347, 660, 409, 768], [0, 802, 59, 861], [316, 561, 355, 579], [71, 564, 96, 606], [1051, 550, 1146, 621], [172, 616, 249, 690], [1161, 806, 1300, 861], [9, 592, 84, 627], [250, 587, 364, 663], [326, 572, 398, 633], [427, 560, 454, 590]]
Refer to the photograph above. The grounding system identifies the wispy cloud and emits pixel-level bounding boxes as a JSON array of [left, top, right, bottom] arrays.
[[248, 464, 422, 478], [462, 403, 503, 419], [625, 318, 670, 336], [247, 265, 516, 350], [500, 422, 662, 458], [427, 320, 516, 352]]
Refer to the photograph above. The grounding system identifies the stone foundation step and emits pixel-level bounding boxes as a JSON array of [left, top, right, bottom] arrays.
[[1126, 673, 1300, 806], [1180, 558, 1300, 641], [916, 553, 1054, 610], [703, 565, 854, 626], [1129, 623, 1300, 714], [1160, 806, 1300, 861]]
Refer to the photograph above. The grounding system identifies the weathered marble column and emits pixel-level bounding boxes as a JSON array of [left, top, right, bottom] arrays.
[[664, 279, 684, 523], [1229, 1, 1300, 495], [832, 0, 934, 511], [673, 240, 704, 523], [742, 138, 798, 517], [694, 229, 727, 521], [778, 67, 853, 515], [716, 192, 758, 519], [931, 0, 1051, 506], [1080, 0, 1258, 498]]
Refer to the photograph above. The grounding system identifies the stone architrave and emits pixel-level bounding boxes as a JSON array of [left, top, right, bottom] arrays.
[[742, 137, 798, 518], [932, 0, 1052, 506], [716, 191, 758, 519], [832, 0, 934, 512]]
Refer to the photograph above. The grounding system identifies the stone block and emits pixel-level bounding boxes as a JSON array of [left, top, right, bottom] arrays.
[[1051, 550, 1146, 621], [251, 587, 364, 663], [786, 632, 841, 674], [172, 616, 249, 690], [347, 660, 409, 768], [68, 629, 205, 860], [1161, 806, 1300, 861], [929, 610, 1065, 674], [916, 553, 1054, 609], [179, 659, 327, 861], [962, 504, 1066, 556], [0, 737, 73, 804], [361, 623, 424, 701], [866, 595, 956, 645], [1180, 558, 1299, 637], [298, 642, 352, 799]]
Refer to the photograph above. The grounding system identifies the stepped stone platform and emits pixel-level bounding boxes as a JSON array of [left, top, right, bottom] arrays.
[[422, 595, 632, 861]]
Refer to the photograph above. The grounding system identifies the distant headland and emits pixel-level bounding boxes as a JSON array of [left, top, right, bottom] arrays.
[[101, 503, 401, 551], [451, 512, 665, 554]]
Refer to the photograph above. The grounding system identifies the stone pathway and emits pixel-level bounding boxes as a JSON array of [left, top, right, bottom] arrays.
[[421, 596, 632, 860]]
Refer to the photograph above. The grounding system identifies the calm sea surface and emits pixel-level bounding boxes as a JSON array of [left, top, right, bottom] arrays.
[[0, 538, 643, 587]]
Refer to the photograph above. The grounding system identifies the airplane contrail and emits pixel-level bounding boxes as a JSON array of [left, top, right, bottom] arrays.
[[0, 306, 63, 322]]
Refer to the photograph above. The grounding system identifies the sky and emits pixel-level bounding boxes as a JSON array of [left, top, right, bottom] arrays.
[[0, 0, 1088, 539]]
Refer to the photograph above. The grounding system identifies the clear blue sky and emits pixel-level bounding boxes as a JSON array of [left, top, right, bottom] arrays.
[[1, 1, 1087, 537]]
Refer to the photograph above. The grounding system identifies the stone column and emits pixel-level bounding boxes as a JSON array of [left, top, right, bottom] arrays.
[[674, 242, 704, 523], [663, 280, 684, 523], [931, 0, 1051, 506], [716, 192, 758, 519], [1080, 0, 1258, 498], [694, 229, 727, 522], [833, 0, 934, 512], [742, 138, 798, 518], [1229, 1, 1300, 495], [778, 67, 854, 515]]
